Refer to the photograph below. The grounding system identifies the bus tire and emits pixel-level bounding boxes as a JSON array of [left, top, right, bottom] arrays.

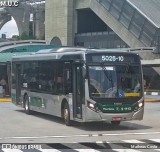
[[64, 103, 72, 126], [24, 95, 31, 115], [111, 121, 120, 126]]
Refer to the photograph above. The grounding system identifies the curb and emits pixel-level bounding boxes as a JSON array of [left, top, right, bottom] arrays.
[[144, 99, 160, 102], [0, 98, 12, 102]]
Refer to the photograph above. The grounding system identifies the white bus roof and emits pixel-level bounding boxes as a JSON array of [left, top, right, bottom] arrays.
[[12, 47, 150, 61]]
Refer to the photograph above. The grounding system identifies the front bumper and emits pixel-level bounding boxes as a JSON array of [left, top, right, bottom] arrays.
[[83, 107, 144, 122]]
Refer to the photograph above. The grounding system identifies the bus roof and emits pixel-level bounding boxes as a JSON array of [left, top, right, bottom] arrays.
[[12, 47, 144, 61], [32, 47, 155, 54]]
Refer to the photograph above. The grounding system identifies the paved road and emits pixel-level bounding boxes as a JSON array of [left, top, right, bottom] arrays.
[[0, 102, 160, 151]]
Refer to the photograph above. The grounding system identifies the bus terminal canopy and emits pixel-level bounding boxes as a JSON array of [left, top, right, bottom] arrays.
[[0, 52, 33, 63], [0, 44, 58, 63]]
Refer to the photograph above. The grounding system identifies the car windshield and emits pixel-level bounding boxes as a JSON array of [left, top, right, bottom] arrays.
[[88, 65, 141, 98]]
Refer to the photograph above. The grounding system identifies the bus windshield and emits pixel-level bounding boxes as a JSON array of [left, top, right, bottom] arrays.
[[88, 65, 141, 98]]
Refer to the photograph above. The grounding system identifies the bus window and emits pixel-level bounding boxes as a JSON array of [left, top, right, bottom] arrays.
[[54, 62, 64, 94], [64, 62, 72, 94]]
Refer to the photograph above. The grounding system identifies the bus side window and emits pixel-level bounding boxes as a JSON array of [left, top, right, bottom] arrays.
[[56, 75, 63, 92], [64, 69, 72, 94]]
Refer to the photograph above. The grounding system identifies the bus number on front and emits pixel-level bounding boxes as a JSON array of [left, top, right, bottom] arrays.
[[102, 55, 124, 62]]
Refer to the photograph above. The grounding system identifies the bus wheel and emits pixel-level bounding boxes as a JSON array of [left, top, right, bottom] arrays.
[[111, 121, 120, 126], [24, 95, 31, 115], [64, 103, 72, 126]]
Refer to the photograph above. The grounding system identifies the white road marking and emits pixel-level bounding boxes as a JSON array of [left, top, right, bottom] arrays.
[[75, 149, 101, 152], [96, 141, 110, 143], [92, 134, 99, 137], [102, 132, 160, 136], [150, 139, 160, 143], [0, 132, 160, 140], [122, 140, 145, 143], [42, 150, 61, 152], [112, 149, 141, 152], [2, 150, 22, 152], [148, 139, 160, 151], [1, 139, 160, 152]]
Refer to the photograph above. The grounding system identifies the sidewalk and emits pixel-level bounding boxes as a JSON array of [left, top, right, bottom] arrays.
[[144, 93, 160, 102]]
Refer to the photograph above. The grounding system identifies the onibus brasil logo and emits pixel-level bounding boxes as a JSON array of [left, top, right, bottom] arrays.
[[0, 1, 19, 7]]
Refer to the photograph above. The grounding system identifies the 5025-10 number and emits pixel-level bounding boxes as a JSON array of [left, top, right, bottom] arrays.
[[102, 55, 124, 62]]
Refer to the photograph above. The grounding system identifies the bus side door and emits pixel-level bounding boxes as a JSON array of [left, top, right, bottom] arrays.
[[15, 64, 22, 105], [73, 62, 84, 119]]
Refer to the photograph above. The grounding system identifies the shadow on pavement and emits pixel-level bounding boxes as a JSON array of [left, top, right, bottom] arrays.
[[70, 121, 152, 131], [16, 109, 152, 131]]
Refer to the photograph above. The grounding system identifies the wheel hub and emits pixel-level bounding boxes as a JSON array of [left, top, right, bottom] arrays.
[[64, 108, 68, 120]]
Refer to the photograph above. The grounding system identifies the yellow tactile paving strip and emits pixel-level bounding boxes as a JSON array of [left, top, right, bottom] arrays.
[[0, 98, 159, 103], [144, 99, 160, 102], [0, 98, 12, 102]]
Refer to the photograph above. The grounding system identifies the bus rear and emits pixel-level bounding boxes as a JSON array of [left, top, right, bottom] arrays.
[[83, 51, 144, 125]]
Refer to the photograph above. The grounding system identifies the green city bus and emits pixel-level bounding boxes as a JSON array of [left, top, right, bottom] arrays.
[[11, 47, 144, 126]]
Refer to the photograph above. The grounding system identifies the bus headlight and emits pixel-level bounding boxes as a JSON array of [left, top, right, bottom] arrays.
[[134, 102, 144, 112], [138, 102, 143, 108], [87, 101, 101, 112], [88, 102, 95, 109]]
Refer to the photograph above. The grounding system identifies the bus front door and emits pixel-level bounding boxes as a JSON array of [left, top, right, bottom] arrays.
[[15, 64, 22, 105], [73, 64, 83, 119]]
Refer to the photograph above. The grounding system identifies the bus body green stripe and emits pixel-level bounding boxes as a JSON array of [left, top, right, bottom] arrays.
[[30, 97, 46, 108]]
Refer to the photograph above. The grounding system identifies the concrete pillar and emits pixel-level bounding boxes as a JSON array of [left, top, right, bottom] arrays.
[[34, 5, 45, 40], [0, 13, 11, 30], [45, 0, 75, 46], [6, 3, 30, 37]]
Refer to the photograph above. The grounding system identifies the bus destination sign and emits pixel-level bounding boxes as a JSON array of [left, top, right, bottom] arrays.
[[87, 54, 139, 63], [102, 55, 124, 62]]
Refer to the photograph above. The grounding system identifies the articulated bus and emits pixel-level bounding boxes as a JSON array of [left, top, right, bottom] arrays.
[[11, 47, 144, 126]]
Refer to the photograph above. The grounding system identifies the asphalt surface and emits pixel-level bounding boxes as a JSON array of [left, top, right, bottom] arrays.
[[0, 102, 159, 143]]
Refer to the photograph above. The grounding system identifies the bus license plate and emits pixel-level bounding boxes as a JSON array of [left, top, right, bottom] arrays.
[[112, 117, 122, 121]]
